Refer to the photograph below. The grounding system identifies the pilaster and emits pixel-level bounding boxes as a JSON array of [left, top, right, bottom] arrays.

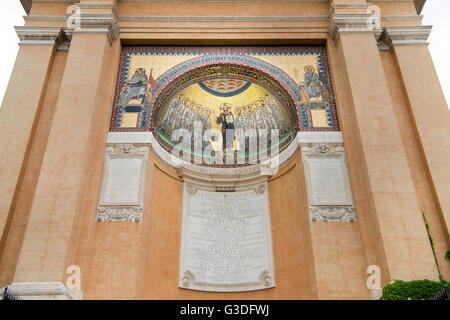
[[12, 3, 120, 284], [382, 26, 450, 247], [328, 3, 440, 283], [0, 27, 61, 259]]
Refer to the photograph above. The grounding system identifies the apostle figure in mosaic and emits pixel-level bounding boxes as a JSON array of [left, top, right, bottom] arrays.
[[179, 99, 191, 131], [193, 105, 203, 134], [245, 104, 256, 130], [254, 102, 266, 130], [241, 106, 249, 132], [201, 107, 212, 134], [260, 98, 278, 130], [192, 105, 203, 151], [265, 93, 287, 135], [119, 68, 148, 105], [161, 93, 183, 135], [234, 107, 246, 131], [304, 65, 322, 99], [245, 105, 257, 153], [201, 107, 212, 150], [213, 103, 235, 151], [187, 102, 198, 132], [171, 97, 189, 136]]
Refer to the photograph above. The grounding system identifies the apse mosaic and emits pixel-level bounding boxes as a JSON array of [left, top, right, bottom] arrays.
[[110, 46, 339, 166]]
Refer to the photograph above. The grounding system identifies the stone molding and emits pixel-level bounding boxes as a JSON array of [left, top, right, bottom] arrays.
[[71, 3, 119, 45], [96, 207, 143, 222], [107, 131, 301, 180], [310, 206, 355, 222], [329, 3, 371, 13], [328, 2, 383, 42], [1, 282, 82, 300], [297, 131, 343, 145], [328, 13, 381, 42], [106, 131, 347, 181], [24, 14, 422, 23], [378, 26, 432, 50], [15, 26, 66, 46]]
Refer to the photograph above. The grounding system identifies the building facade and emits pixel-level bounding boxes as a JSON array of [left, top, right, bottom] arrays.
[[0, 0, 449, 299]]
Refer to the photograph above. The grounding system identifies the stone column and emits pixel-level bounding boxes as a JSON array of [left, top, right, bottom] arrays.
[[328, 3, 440, 283], [380, 26, 450, 246], [12, 3, 119, 295], [0, 27, 63, 248]]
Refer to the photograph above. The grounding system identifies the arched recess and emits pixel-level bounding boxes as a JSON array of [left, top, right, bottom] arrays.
[[148, 55, 302, 167], [150, 54, 301, 130]]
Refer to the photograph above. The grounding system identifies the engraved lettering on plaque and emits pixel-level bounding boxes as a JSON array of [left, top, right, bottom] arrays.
[[96, 145, 148, 222], [302, 148, 353, 206], [307, 157, 352, 206], [179, 185, 275, 292], [100, 157, 143, 205]]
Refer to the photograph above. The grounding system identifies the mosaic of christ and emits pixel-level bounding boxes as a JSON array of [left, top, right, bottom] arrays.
[[157, 78, 292, 156]]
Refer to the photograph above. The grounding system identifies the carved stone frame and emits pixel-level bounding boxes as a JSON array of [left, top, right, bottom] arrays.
[[302, 144, 356, 222], [95, 144, 148, 222], [178, 176, 276, 292]]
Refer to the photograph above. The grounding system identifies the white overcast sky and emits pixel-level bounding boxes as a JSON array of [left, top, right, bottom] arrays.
[[0, 0, 449, 107]]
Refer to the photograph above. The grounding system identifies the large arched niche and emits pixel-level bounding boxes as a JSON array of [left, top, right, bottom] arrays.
[[149, 56, 301, 170]]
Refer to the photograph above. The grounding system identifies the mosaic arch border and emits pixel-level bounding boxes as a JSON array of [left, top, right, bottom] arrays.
[[109, 46, 340, 132], [150, 62, 300, 133]]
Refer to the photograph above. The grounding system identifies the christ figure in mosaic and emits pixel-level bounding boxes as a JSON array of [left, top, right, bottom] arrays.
[[213, 103, 235, 151]]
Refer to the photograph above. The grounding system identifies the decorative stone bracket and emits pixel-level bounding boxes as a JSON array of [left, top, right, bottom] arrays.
[[1, 282, 82, 300]]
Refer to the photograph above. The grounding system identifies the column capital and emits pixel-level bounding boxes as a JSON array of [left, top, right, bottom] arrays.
[[378, 26, 432, 50], [71, 3, 119, 45], [15, 26, 66, 46], [328, 3, 381, 42], [329, 14, 380, 42]]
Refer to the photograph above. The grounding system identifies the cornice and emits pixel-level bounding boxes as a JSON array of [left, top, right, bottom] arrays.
[[328, 14, 381, 42], [378, 25, 432, 50], [14, 26, 66, 46], [21, 0, 427, 15], [23, 14, 422, 23], [71, 3, 119, 45]]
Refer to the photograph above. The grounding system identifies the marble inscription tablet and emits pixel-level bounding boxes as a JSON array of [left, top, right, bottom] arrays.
[[307, 157, 352, 206], [99, 147, 147, 207], [303, 147, 354, 207], [100, 157, 142, 205], [179, 185, 275, 292]]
